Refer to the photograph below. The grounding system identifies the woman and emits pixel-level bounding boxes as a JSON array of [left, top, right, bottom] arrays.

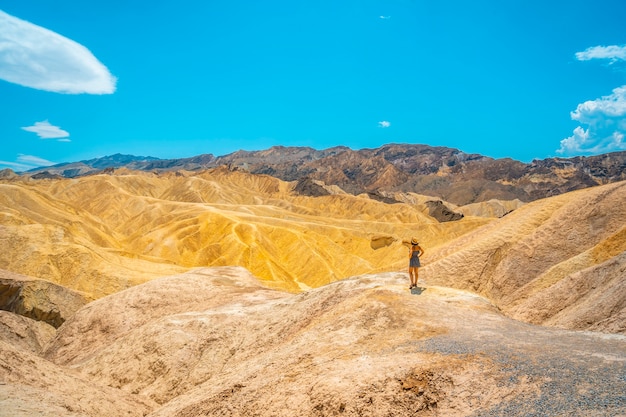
[[408, 238, 424, 289]]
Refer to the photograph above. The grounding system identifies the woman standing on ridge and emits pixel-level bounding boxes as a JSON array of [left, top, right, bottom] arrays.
[[408, 238, 424, 289]]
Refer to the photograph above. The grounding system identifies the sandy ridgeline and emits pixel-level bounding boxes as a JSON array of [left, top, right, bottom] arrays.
[[0, 170, 625, 416]]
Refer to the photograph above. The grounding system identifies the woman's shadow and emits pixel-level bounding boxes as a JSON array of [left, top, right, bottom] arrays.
[[410, 286, 425, 295]]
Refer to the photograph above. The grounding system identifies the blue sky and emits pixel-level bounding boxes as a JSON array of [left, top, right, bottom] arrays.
[[1, 1, 626, 171]]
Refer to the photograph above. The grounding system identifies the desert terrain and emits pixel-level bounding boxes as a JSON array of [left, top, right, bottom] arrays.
[[22, 145, 626, 205], [0, 163, 624, 416]]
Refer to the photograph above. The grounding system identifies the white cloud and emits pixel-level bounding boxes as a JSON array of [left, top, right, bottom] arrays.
[[22, 120, 70, 139], [0, 9, 116, 94], [575, 45, 626, 63], [558, 85, 626, 155], [0, 154, 56, 171], [0, 160, 30, 171], [17, 154, 56, 167], [379, 15, 391, 20], [378, 120, 391, 128]]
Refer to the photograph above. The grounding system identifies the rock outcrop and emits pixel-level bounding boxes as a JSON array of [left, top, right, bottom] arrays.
[[425, 200, 464, 222], [0, 310, 55, 354], [0, 168, 18, 179], [0, 269, 91, 328], [293, 177, 331, 197]]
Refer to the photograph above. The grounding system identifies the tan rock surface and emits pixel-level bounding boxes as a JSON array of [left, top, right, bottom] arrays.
[[421, 180, 626, 333], [33, 267, 626, 416], [0, 310, 55, 354], [0, 339, 156, 417], [0, 269, 91, 328], [457, 198, 525, 218], [0, 179, 188, 298], [44, 267, 287, 368], [387, 191, 524, 219]]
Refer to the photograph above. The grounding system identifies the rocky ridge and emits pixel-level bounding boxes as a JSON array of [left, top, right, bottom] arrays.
[[16, 144, 626, 205], [0, 269, 91, 328]]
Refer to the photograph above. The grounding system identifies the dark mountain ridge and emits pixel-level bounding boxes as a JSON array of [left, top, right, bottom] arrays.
[[16, 144, 626, 205]]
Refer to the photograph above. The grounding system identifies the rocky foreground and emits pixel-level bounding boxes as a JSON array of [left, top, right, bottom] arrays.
[[1, 267, 625, 417]]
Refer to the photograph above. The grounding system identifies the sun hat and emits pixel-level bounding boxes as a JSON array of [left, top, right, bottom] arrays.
[[411, 237, 418, 245]]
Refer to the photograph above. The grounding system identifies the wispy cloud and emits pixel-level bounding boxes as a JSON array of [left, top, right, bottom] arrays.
[[378, 120, 391, 128], [379, 15, 391, 20], [22, 120, 70, 139], [17, 154, 57, 167], [0, 9, 116, 94], [0, 154, 56, 171], [575, 45, 626, 64], [558, 86, 626, 155]]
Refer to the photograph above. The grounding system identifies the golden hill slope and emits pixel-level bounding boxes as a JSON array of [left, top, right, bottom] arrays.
[[422, 180, 626, 333], [0, 168, 489, 297]]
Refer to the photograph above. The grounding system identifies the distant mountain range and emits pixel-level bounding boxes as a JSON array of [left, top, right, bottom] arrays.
[[6, 143, 626, 205]]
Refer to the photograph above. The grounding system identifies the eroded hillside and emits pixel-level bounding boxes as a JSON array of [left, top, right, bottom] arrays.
[[422, 180, 626, 334], [1, 169, 624, 335], [0, 168, 489, 297]]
